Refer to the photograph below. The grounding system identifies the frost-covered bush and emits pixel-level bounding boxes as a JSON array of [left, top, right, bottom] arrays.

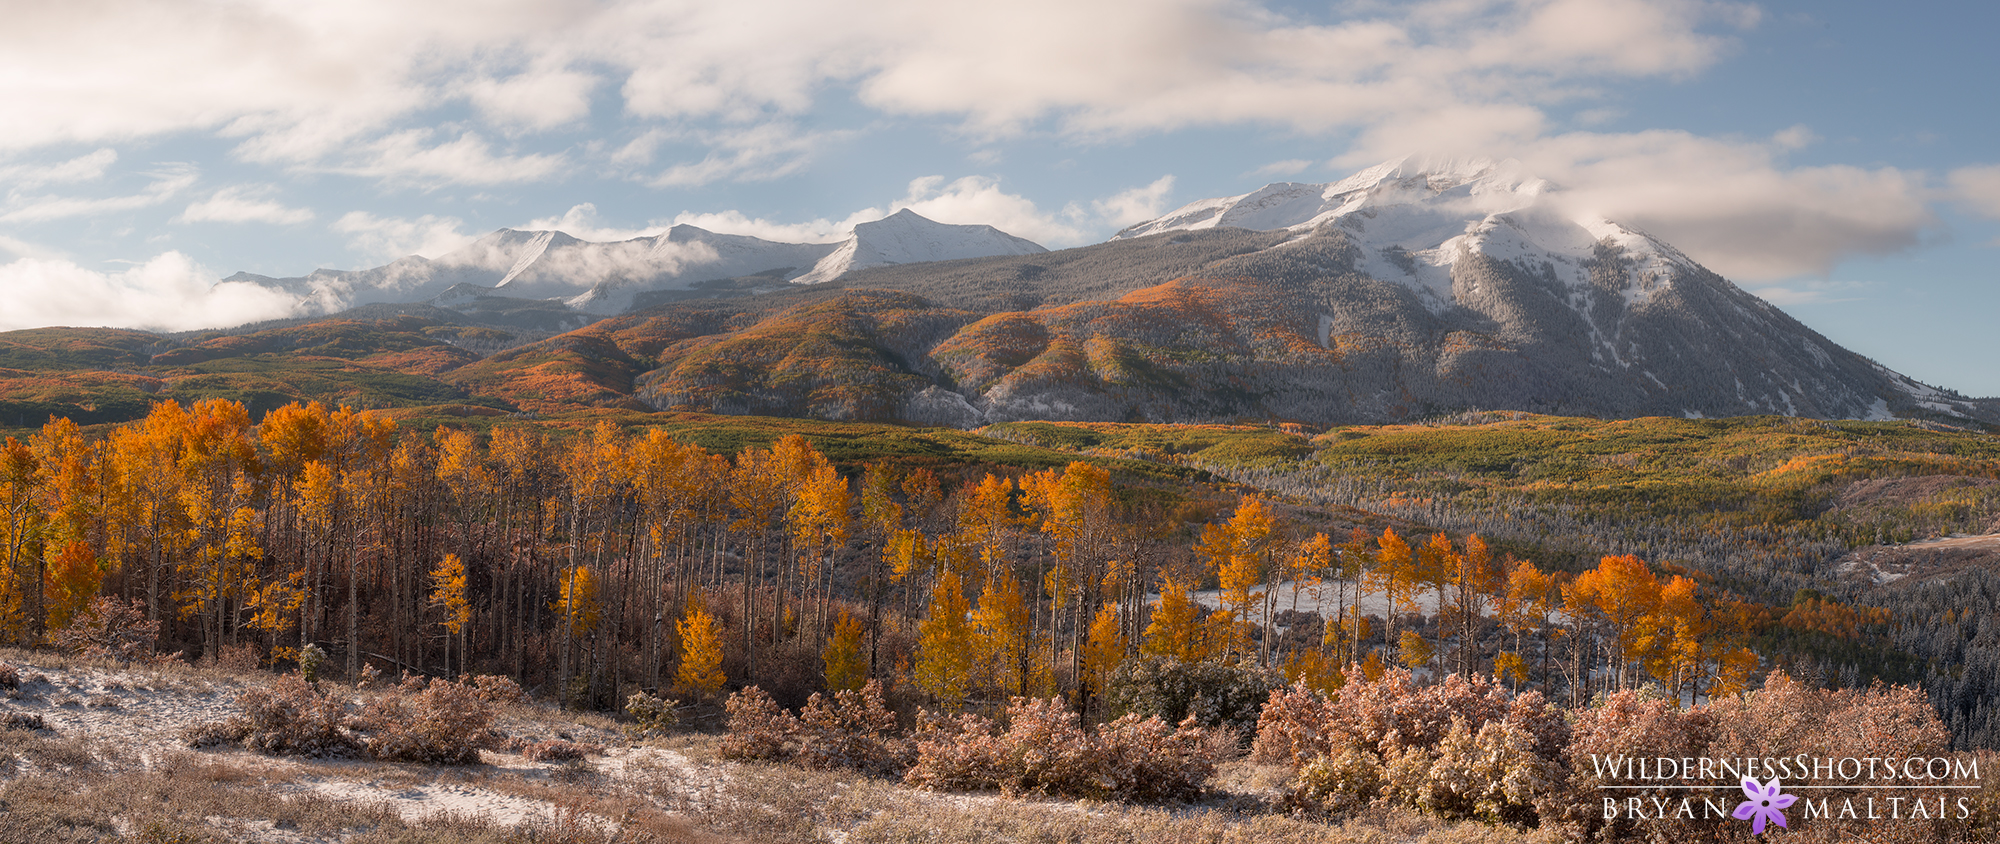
[[719, 681, 909, 774], [185, 674, 358, 757], [1106, 656, 1280, 738], [903, 696, 1219, 802], [52, 597, 158, 663], [718, 685, 793, 762], [1283, 745, 1382, 815], [1095, 713, 1217, 802], [358, 676, 495, 764], [1412, 717, 1554, 827], [793, 681, 908, 775], [466, 674, 524, 704], [1262, 669, 1566, 825], [518, 737, 596, 762]]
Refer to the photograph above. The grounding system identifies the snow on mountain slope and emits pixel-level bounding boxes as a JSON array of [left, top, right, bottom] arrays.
[[1115, 156, 1697, 314], [791, 209, 1047, 286], [229, 225, 841, 316]]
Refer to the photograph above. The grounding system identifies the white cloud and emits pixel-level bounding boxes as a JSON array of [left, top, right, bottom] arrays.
[[520, 203, 670, 242], [0, 164, 196, 223], [1947, 164, 2000, 220], [1090, 176, 1177, 229], [1519, 130, 1934, 280], [0, 252, 298, 331], [461, 66, 599, 131], [0, 1, 1759, 165], [332, 130, 567, 186], [647, 123, 849, 187], [0, 235, 58, 260], [0, 148, 118, 189], [333, 211, 477, 261], [177, 186, 315, 225], [888, 175, 1087, 245], [1250, 159, 1314, 179], [668, 210, 866, 244]]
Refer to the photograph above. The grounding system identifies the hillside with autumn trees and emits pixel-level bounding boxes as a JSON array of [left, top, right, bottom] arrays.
[[3, 394, 1997, 758]]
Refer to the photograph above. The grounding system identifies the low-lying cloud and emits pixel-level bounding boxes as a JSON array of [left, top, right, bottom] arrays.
[[0, 252, 297, 332]]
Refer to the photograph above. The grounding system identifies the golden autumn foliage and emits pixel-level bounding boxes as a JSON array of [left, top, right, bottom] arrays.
[[915, 570, 974, 706], [554, 565, 601, 637], [676, 605, 726, 700], [822, 610, 867, 693]]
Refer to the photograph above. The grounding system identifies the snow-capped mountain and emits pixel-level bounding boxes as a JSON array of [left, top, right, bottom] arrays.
[[1081, 156, 1985, 422], [790, 209, 1048, 286], [228, 225, 841, 317], [230, 210, 1047, 318], [1114, 156, 1695, 314]]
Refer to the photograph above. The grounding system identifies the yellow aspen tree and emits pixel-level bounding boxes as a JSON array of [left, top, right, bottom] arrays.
[[914, 569, 975, 706], [822, 610, 867, 693], [676, 602, 726, 700], [1336, 527, 1373, 664], [1449, 533, 1498, 674], [1498, 557, 1554, 685], [555, 565, 601, 638], [788, 451, 850, 641], [1493, 651, 1530, 688], [0, 438, 43, 643], [30, 418, 99, 636], [972, 571, 1030, 695], [1710, 646, 1761, 698], [174, 399, 262, 657], [958, 473, 1017, 575], [1282, 646, 1343, 696], [1398, 629, 1435, 672], [1566, 554, 1662, 690], [1641, 575, 1707, 701], [1081, 601, 1126, 701], [1369, 527, 1416, 643], [430, 553, 472, 674], [1416, 532, 1457, 624], [1141, 574, 1206, 663], [1288, 532, 1331, 618]]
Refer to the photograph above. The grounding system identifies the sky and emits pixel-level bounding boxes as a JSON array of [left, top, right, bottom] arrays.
[[2, 0, 1997, 395]]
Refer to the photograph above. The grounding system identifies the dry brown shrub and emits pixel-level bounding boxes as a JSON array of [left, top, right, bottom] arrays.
[[465, 673, 525, 704], [718, 685, 791, 762], [50, 597, 158, 663], [792, 681, 909, 775], [359, 675, 495, 764], [903, 696, 1219, 801], [231, 674, 359, 757], [520, 737, 598, 762]]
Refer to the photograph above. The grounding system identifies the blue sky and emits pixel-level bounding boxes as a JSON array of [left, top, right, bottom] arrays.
[[3, 0, 1997, 395]]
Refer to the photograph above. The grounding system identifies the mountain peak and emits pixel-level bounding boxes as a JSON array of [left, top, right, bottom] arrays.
[[791, 209, 1047, 285]]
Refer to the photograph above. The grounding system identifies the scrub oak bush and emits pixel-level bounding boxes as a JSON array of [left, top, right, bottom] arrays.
[[1254, 667, 1982, 842], [52, 597, 159, 663], [183, 672, 508, 764], [180, 674, 358, 757], [357, 675, 496, 764], [720, 681, 909, 775], [902, 696, 1218, 801], [720, 683, 1221, 802]]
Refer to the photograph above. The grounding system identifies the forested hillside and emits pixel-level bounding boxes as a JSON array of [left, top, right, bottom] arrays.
[[7, 401, 1996, 751]]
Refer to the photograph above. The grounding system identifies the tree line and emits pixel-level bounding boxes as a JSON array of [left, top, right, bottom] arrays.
[[2, 398, 1846, 713]]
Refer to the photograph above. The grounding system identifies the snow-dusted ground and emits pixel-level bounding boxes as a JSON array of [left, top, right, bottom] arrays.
[[0, 654, 710, 839], [1171, 579, 1528, 625]]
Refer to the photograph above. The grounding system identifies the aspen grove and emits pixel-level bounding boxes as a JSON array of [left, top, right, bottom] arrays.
[[0, 399, 1871, 713]]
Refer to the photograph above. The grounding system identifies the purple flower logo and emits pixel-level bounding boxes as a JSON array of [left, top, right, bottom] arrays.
[[1732, 777, 1796, 834]]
